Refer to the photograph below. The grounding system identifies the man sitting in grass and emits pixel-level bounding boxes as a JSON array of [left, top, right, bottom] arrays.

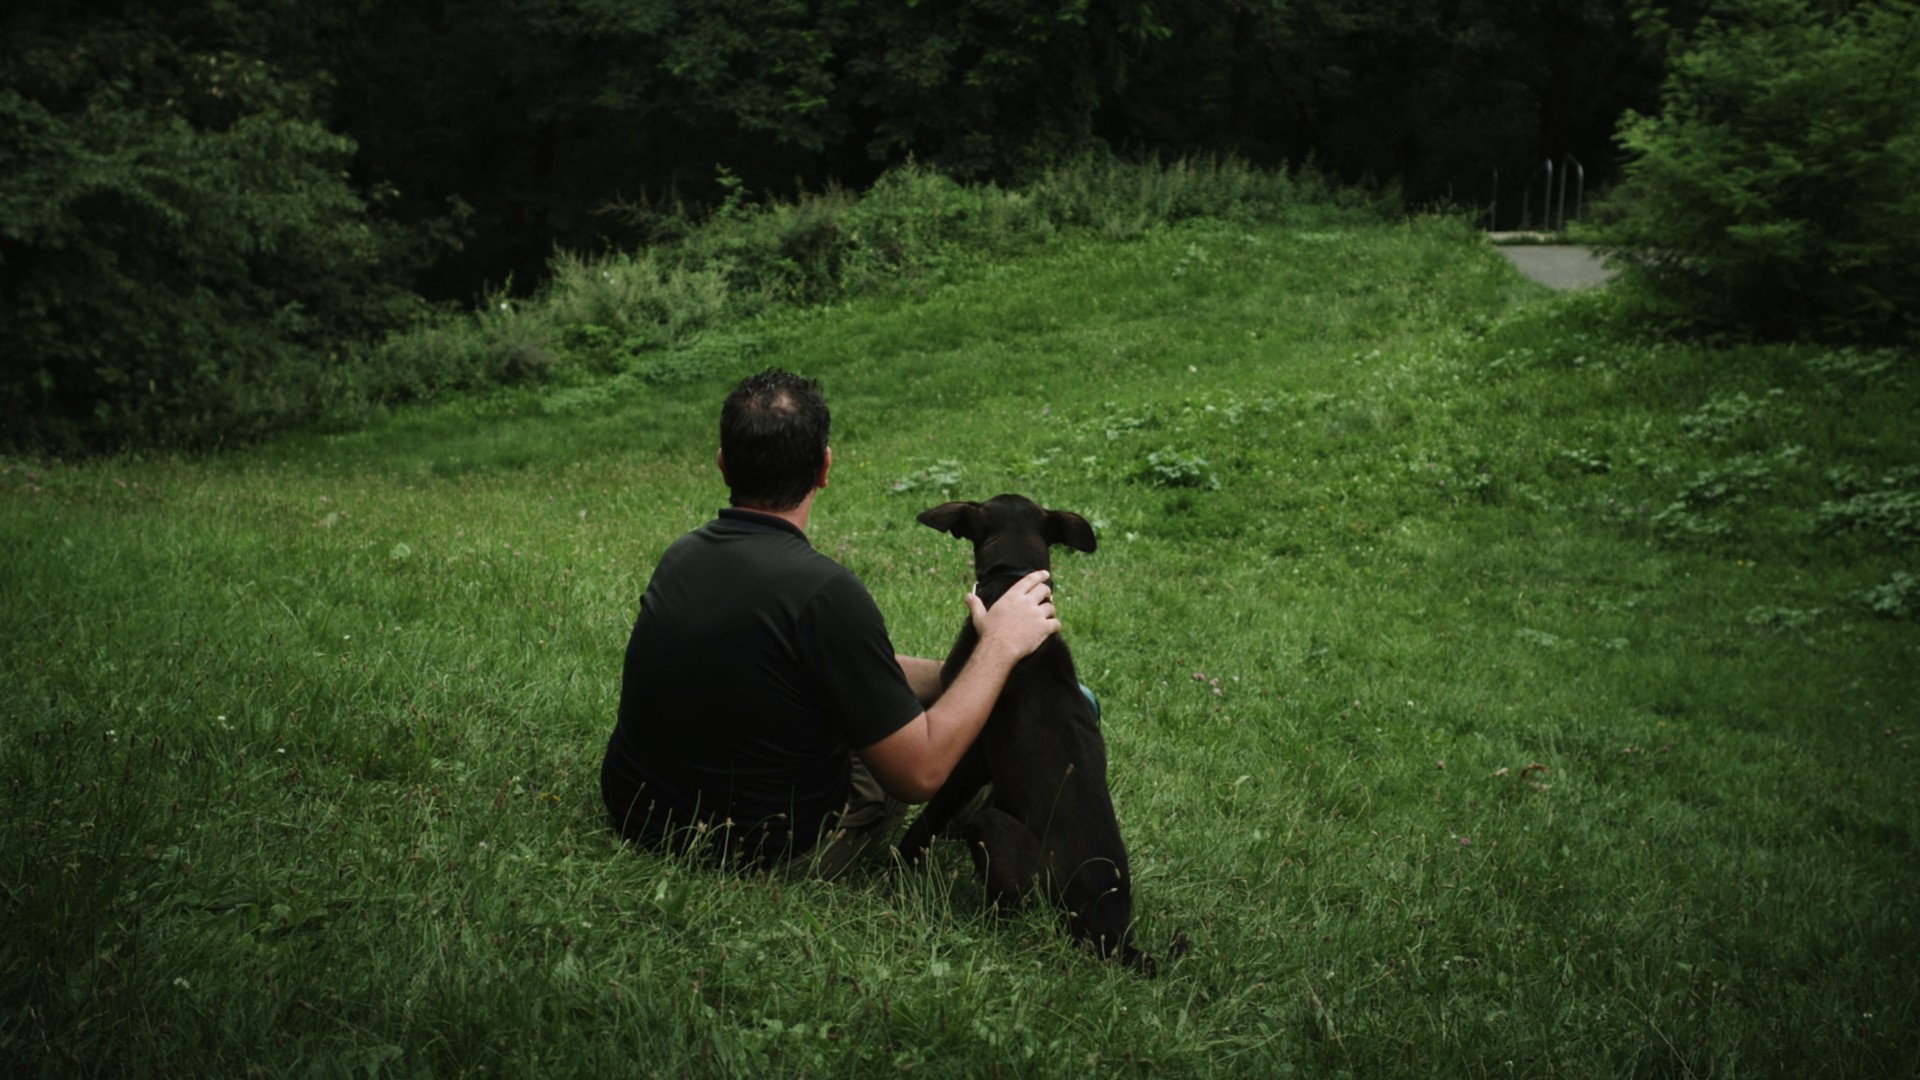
[[599, 367, 1059, 875]]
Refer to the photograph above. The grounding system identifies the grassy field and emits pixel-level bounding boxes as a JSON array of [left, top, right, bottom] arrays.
[[4, 214, 1917, 1076]]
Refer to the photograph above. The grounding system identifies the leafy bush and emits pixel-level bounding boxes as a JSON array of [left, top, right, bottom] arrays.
[[0, 27, 426, 450], [547, 250, 732, 353], [1600, 0, 1920, 343], [842, 163, 1050, 282], [361, 292, 557, 406]]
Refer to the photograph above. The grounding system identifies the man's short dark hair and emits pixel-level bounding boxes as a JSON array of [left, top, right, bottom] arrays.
[[720, 368, 830, 511]]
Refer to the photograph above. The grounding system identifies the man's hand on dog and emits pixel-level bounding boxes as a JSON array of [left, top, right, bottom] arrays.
[[966, 569, 1059, 661]]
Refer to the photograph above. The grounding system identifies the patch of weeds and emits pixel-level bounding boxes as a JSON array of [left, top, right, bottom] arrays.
[[1517, 627, 1630, 651], [1198, 395, 1278, 429], [1482, 345, 1541, 376], [547, 248, 732, 345], [1516, 628, 1564, 649], [539, 380, 631, 416], [1854, 571, 1918, 619], [1007, 446, 1073, 480], [1137, 448, 1220, 490], [1807, 347, 1907, 401], [627, 331, 762, 385], [556, 322, 639, 374], [1652, 456, 1776, 544], [1171, 241, 1215, 277], [538, 330, 759, 414], [1678, 389, 1795, 444], [888, 460, 964, 498], [1744, 605, 1825, 632], [1556, 447, 1613, 475], [1824, 464, 1874, 496], [1096, 404, 1160, 441], [1816, 468, 1920, 545]]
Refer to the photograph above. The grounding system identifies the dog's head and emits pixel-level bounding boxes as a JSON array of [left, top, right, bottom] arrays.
[[918, 494, 1096, 600]]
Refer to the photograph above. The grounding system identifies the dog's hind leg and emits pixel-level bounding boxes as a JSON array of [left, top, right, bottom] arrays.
[[963, 807, 1044, 908]]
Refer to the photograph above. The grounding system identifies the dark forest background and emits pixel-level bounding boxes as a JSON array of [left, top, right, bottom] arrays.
[[4, 0, 1669, 303], [6, 0, 1915, 451]]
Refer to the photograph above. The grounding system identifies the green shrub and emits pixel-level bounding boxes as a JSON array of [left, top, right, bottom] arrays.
[[357, 291, 557, 406], [1601, 0, 1920, 343], [546, 249, 732, 353], [669, 183, 858, 307], [0, 31, 425, 450], [842, 163, 1049, 282]]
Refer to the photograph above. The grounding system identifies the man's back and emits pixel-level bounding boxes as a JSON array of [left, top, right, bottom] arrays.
[[601, 508, 922, 864]]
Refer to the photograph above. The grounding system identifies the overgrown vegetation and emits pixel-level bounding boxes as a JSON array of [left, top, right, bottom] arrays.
[[5, 209, 1915, 1074], [2, 0, 1663, 303], [349, 158, 1378, 436], [0, 150, 1373, 452], [0, 25, 431, 451], [1600, 0, 1920, 343], [11, 1, 1917, 454]]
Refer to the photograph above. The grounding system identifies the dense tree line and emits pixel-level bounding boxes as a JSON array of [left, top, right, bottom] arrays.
[[3, 1, 1668, 303], [4, 0, 1913, 449]]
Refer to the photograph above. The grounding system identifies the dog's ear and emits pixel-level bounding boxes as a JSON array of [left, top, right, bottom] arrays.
[[918, 501, 985, 540], [1042, 509, 1097, 553]]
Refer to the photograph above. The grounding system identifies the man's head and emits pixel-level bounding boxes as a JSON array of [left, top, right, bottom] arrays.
[[718, 368, 831, 511]]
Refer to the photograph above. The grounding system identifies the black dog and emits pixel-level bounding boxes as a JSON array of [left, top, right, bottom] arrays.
[[901, 494, 1165, 973]]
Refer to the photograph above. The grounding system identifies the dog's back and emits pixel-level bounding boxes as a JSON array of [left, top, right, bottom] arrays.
[[983, 640, 1134, 957], [904, 496, 1143, 966]]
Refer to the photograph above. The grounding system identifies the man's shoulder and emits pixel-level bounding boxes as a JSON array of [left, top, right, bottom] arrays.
[[673, 514, 860, 593]]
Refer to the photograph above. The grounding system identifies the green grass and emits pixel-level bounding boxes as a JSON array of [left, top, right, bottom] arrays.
[[4, 214, 1918, 1076]]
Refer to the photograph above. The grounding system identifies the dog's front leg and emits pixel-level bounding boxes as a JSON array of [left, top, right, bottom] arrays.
[[895, 743, 993, 864], [963, 807, 1044, 908]]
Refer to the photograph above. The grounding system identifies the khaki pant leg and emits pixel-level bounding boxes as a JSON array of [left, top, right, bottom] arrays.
[[805, 753, 909, 880]]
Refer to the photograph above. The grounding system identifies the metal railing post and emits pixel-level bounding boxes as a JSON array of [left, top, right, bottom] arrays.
[[1489, 156, 1583, 232], [1541, 159, 1553, 231], [1520, 159, 1552, 231], [1558, 154, 1584, 228]]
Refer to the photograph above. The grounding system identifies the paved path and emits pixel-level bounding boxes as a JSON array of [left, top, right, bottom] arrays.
[[1495, 243, 1617, 291]]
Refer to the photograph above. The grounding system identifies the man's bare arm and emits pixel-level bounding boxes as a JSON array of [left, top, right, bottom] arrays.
[[894, 654, 945, 706]]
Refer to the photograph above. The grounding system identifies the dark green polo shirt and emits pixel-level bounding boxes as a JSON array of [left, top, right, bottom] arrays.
[[601, 508, 924, 864]]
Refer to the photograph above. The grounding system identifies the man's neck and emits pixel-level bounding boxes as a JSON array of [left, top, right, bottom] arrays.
[[732, 496, 813, 534]]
